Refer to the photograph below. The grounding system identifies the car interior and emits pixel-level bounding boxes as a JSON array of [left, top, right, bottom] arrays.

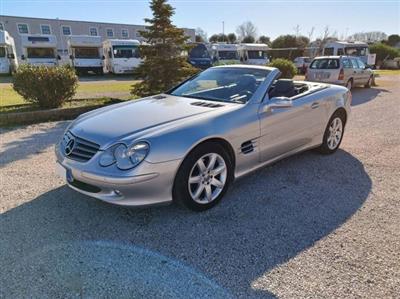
[[268, 79, 309, 99]]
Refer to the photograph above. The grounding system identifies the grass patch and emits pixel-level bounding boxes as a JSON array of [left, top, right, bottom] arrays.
[[0, 78, 139, 107], [374, 69, 400, 75], [0, 97, 127, 114]]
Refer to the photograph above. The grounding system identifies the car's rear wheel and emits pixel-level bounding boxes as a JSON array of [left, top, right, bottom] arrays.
[[346, 79, 353, 90], [365, 75, 373, 88], [173, 142, 233, 211], [317, 111, 346, 154]]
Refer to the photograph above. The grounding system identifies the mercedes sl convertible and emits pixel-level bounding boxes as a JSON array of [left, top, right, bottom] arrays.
[[56, 65, 351, 211]]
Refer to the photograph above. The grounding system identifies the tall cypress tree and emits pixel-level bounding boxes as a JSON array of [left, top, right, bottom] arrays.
[[131, 0, 198, 97]]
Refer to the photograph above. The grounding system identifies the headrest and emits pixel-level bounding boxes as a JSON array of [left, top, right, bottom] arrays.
[[274, 79, 294, 92]]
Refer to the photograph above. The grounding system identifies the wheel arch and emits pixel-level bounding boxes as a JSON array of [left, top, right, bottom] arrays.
[[333, 107, 347, 125]]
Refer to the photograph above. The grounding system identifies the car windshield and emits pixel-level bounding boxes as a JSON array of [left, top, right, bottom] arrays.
[[0, 47, 5, 58], [189, 44, 210, 59], [310, 58, 340, 69], [218, 50, 238, 60], [74, 47, 99, 59], [113, 45, 140, 58], [27, 47, 55, 59], [248, 50, 265, 59], [169, 67, 270, 103]]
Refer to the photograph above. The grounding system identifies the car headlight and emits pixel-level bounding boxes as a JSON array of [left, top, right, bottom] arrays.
[[99, 142, 150, 170]]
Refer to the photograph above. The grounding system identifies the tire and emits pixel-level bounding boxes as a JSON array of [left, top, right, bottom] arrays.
[[173, 142, 233, 211], [364, 75, 373, 88], [346, 78, 353, 90], [317, 111, 346, 155]]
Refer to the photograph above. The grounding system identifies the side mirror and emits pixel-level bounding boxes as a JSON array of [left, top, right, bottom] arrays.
[[364, 65, 370, 69], [69, 55, 74, 60], [102, 55, 105, 60], [264, 97, 293, 111], [57, 55, 61, 60], [21, 55, 25, 60], [8, 53, 15, 59]]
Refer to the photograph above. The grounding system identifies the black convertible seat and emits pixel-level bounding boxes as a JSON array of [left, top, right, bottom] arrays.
[[269, 79, 296, 98]]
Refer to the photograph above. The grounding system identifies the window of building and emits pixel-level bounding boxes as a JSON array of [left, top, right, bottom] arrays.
[[17, 23, 29, 34], [0, 22, 4, 31], [62, 26, 71, 35], [121, 29, 129, 38], [89, 27, 98, 36], [136, 31, 141, 38], [40, 24, 52, 35], [106, 28, 114, 37]]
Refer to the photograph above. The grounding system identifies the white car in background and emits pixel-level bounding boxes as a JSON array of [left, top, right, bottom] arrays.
[[305, 56, 374, 90], [293, 57, 311, 74]]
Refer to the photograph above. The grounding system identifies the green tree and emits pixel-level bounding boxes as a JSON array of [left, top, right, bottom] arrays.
[[258, 35, 271, 46], [270, 35, 310, 59], [242, 36, 255, 43], [227, 33, 237, 43], [369, 43, 400, 66], [387, 34, 400, 47], [131, 0, 198, 97]]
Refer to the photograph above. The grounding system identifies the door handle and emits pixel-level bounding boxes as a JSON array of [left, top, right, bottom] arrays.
[[311, 102, 319, 109]]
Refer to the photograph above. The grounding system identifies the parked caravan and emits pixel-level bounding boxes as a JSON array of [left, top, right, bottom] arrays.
[[238, 43, 270, 65], [211, 43, 240, 64], [0, 30, 18, 74], [187, 43, 212, 69], [20, 34, 60, 66], [323, 41, 376, 65], [68, 35, 104, 75], [103, 39, 141, 74]]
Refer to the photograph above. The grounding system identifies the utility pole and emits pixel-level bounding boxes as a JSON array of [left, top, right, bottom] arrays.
[[222, 21, 225, 42]]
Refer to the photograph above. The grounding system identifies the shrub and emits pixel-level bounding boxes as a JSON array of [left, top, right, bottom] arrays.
[[13, 65, 78, 109], [369, 43, 400, 66], [268, 58, 297, 78]]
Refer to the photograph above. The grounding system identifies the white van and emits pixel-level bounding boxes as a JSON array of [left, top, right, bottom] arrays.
[[20, 34, 60, 67], [238, 43, 270, 65], [68, 35, 104, 75], [103, 39, 141, 74], [0, 30, 18, 74], [323, 41, 376, 65], [211, 43, 240, 64]]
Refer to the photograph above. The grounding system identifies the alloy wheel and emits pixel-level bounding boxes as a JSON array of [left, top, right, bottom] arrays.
[[188, 153, 227, 204], [327, 117, 343, 150]]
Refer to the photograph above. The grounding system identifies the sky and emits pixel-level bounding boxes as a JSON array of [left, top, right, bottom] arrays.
[[1, 0, 399, 40]]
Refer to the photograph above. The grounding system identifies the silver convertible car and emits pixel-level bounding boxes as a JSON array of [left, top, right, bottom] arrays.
[[56, 65, 351, 211]]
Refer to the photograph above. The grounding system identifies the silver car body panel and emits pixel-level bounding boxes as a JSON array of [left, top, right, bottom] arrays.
[[56, 65, 351, 206]]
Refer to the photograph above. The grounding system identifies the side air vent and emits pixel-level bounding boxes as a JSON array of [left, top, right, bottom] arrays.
[[153, 95, 167, 99], [241, 140, 255, 154], [191, 101, 224, 108]]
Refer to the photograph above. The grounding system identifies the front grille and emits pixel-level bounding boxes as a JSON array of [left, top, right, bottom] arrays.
[[61, 131, 100, 162]]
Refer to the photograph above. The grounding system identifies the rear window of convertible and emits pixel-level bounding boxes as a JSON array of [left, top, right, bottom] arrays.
[[310, 59, 340, 69]]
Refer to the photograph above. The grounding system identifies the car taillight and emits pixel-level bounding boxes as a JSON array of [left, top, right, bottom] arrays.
[[338, 68, 344, 80]]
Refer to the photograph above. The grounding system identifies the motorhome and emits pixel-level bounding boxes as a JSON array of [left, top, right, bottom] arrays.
[[20, 34, 60, 66], [0, 30, 18, 74], [238, 43, 270, 65], [103, 39, 141, 74], [211, 43, 240, 64], [187, 43, 212, 69], [323, 41, 376, 65], [68, 35, 104, 75]]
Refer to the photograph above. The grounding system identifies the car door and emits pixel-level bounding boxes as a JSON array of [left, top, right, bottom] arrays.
[[356, 58, 369, 84], [350, 58, 363, 85], [258, 92, 322, 162]]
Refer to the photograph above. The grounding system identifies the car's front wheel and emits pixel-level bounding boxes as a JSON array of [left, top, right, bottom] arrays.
[[173, 142, 233, 211], [317, 111, 346, 154]]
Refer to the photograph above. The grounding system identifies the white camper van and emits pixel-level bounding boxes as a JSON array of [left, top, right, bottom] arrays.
[[323, 41, 376, 65], [20, 34, 60, 66], [103, 39, 141, 74], [68, 35, 104, 75], [238, 43, 270, 65], [0, 30, 18, 74], [211, 44, 240, 64]]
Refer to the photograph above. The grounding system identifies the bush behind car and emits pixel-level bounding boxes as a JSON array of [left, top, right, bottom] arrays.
[[268, 58, 297, 78], [13, 65, 78, 109]]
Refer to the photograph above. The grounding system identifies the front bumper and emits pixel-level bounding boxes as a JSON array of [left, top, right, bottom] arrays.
[[55, 144, 181, 207]]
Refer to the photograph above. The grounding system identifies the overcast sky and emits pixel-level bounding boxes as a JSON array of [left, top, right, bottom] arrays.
[[2, 0, 399, 39]]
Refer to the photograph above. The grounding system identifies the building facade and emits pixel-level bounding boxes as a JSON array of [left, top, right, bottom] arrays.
[[0, 15, 196, 62]]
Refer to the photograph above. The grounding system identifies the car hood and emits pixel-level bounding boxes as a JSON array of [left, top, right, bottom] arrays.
[[69, 94, 233, 148]]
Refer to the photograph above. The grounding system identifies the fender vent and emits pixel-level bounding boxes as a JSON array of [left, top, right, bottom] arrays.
[[241, 140, 255, 154], [153, 95, 167, 99], [191, 101, 224, 108]]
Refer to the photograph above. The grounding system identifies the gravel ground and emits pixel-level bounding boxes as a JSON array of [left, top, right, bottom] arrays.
[[0, 75, 399, 298]]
